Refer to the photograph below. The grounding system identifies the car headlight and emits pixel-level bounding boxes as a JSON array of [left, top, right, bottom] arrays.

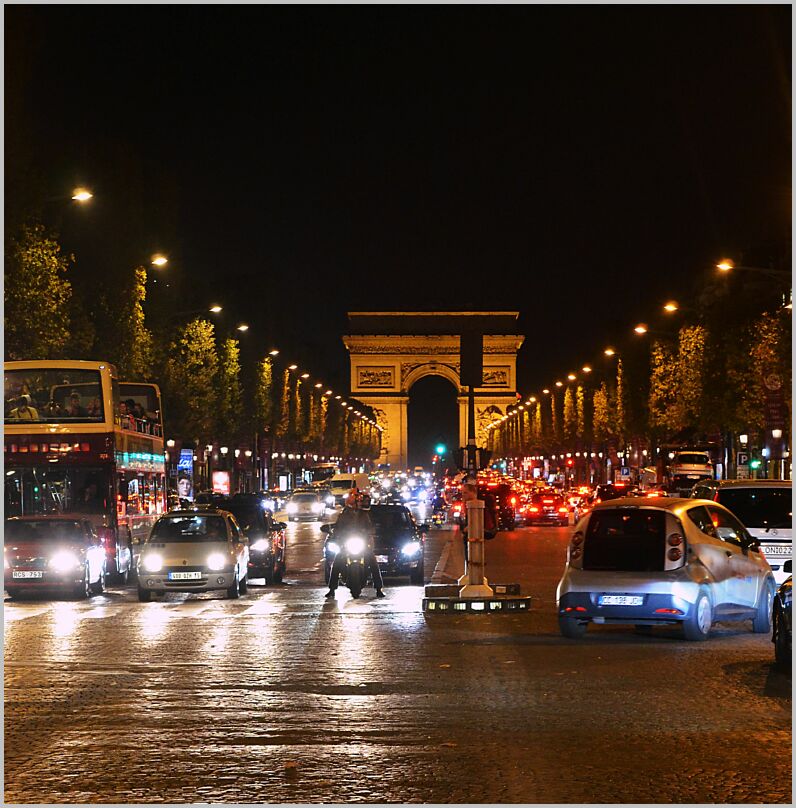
[[345, 536, 366, 555], [326, 495, 334, 505], [207, 552, 227, 571], [312, 502, 324, 513], [401, 491, 411, 500], [402, 541, 421, 556], [286, 503, 298, 513], [143, 553, 163, 572], [50, 550, 81, 573], [327, 541, 340, 555], [251, 538, 270, 552]]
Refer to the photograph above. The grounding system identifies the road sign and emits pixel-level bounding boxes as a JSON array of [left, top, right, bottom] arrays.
[[736, 451, 749, 467]]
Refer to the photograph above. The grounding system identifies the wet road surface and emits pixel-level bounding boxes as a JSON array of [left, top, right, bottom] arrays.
[[4, 516, 792, 803]]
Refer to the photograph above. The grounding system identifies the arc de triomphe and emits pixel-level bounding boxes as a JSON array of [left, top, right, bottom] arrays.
[[343, 311, 524, 469]]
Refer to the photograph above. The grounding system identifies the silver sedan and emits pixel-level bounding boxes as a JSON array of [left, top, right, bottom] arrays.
[[556, 497, 775, 641]]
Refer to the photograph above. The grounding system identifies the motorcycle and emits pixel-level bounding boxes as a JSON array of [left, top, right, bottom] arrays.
[[322, 526, 369, 599]]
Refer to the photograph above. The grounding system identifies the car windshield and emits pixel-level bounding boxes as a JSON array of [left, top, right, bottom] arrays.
[[5, 520, 85, 543], [293, 494, 318, 503], [217, 503, 265, 534], [583, 509, 667, 572], [719, 488, 792, 530], [370, 509, 412, 531], [5, 368, 105, 424], [674, 454, 710, 465], [150, 515, 228, 542]]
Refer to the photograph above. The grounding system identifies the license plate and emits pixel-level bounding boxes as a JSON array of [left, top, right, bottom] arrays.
[[761, 546, 791, 557], [168, 571, 202, 581], [598, 594, 643, 606], [12, 570, 43, 579], [687, 475, 700, 479], [375, 555, 389, 563]]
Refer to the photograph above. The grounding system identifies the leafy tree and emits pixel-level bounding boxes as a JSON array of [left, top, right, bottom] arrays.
[[163, 318, 219, 443], [563, 387, 576, 440], [550, 393, 559, 441], [576, 385, 586, 439], [613, 358, 627, 441], [254, 356, 275, 433], [276, 369, 290, 437], [217, 337, 243, 443], [648, 339, 679, 433], [593, 383, 610, 441], [533, 401, 543, 441], [675, 325, 706, 431], [5, 223, 73, 360], [102, 266, 154, 379]]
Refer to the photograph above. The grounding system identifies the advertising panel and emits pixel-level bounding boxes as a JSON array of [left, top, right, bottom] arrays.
[[177, 449, 194, 501], [212, 470, 230, 496]]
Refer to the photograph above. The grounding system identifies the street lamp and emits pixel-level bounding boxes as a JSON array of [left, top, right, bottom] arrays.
[[236, 324, 249, 332], [71, 187, 93, 202], [604, 347, 616, 356], [269, 349, 279, 356], [151, 254, 169, 267], [582, 365, 592, 373], [634, 323, 648, 335], [663, 301, 679, 313], [567, 373, 576, 381], [716, 258, 790, 280], [209, 305, 223, 313]]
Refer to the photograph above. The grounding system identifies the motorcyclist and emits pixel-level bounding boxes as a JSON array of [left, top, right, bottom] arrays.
[[325, 487, 385, 599]]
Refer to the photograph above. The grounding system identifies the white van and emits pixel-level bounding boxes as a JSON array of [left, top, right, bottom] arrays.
[[328, 473, 370, 507]]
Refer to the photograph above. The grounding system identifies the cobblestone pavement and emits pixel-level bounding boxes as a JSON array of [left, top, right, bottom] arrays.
[[5, 518, 792, 804]]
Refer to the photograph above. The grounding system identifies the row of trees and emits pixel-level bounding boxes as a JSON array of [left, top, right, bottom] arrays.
[[488, 303, 791, 463], [4, 221, 381, 461]]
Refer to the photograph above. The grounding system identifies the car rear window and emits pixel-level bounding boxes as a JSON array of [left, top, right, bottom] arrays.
[[5, 520, 84, 542], [151, 515, 228, 542], [674, 454, 710, 465], [718, 488, 792, 530], [584, 509, 667, 571]]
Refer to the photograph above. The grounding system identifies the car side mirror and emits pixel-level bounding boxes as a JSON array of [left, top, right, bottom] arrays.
[[784, 559, 792, 574], [320, 523, 331, 534]]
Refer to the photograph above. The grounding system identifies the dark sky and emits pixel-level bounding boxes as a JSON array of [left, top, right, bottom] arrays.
[[6, 5, 791, 406]]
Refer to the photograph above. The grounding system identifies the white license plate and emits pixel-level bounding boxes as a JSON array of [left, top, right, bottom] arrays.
[[761, 546, 791, 557], [375, 555, 389, 563], [168, 571, 203, 581], [12, 570, 43, 579], [598, 594, 643, 606], [687, 475, 700, 479]]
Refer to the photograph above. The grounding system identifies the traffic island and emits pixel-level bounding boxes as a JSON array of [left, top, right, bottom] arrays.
[[422, 594, 532, 613]]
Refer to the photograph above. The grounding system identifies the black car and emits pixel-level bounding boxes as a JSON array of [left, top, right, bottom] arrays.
[[526, 492, 569, 526], [773, 559, 792, 667], [322, 504, 428, 585], [478, 484, 516, 530], [592, 483, 638, 504], [213, 494, 287, 584]]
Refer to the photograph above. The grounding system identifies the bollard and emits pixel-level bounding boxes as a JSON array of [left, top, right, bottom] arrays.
[[458, 499, 494, 598]]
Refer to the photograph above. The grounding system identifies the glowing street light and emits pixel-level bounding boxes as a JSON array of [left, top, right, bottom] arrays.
[[71, 187, 93, 202], [236, 323, 249, 332], [716, 259, 734, 272], [288, 364, 298, 370], [151, 254, 169, 267], [209, 305, 223, 313], [663, 301, 679, 313], [582, 365, 592, 373], [268, 349, 279, 356], [567, 374, 576, 381], [604, 348, 616, 357], [314, 383, 323, 389], [634, 324, 648, 335], [542, 388, 550, 394], [301, 373, 310, 379], [555, 381, 563, 388]]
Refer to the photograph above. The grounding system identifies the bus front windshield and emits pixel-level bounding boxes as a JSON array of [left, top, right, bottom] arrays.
[[5, 467, 111, 518], [5, 369, 105, 424]]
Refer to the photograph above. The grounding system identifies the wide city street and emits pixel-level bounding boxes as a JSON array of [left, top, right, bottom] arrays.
[[5, 515, 790, 804]]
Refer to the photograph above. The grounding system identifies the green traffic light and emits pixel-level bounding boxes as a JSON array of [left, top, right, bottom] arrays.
[[749, 459, 762, 470], [435, 443, 447, 456]]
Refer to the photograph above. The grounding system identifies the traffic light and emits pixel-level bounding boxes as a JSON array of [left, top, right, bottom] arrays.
[[566, 458, 574, 467], [749, 457, 762, 470], [435, 443, 447, 456]]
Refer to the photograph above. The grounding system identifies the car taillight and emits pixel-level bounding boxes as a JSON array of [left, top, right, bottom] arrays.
[[667, 547, 683, 561], [667, 533, 683, 547], [654, 607, 683, 615], [558, 507, 567, 513], [529, 506, 539, 513], [594, 498, 601, 504], [564, 605, 587, 612], [510, 496, 517, 505]]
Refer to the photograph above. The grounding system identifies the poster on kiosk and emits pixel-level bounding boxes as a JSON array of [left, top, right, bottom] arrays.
[[177, 449, 194, 502], [212, 470, 231, 496]]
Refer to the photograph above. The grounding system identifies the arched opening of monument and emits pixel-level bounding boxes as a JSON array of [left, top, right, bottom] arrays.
[[407, 375, 459, 472]]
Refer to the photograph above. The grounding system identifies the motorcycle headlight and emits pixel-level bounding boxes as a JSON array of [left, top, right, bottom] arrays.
[[286, 503, 298, 513], [143, 553, 163, 572], [326, 495, 335, 505], [345, 536, 366, 555], [251, 538, 270, 553], [50, 550, 81, 574], [207, 552, 227, 571], [402, 541, 421, 556], [327, 541, 340, 555]]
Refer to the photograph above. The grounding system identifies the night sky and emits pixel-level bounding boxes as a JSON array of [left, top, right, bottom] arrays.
[[6, 6, 791, 455]]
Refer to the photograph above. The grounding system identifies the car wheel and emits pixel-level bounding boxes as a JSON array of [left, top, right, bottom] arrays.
[[752, 581, 774, 633], [226, 571, 240, 599], [238, 574, 248, 595], [410, 563, 424, 585], [683, 588, 712, 641], [5, 588, 21, 600], [72, 566, 90, 600], [773, 606, 790, 666], [559, 616, 587, 639], [137, 586, 152, 603]]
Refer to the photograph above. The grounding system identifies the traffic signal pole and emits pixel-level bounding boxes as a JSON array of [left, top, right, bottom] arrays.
[[458, 383, 494, 598]]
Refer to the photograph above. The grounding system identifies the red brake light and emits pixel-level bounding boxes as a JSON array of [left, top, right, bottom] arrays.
[[543, 499, 553, 504], [713, 491, 720, 502], [510, 496, 517, 505], [654, 607, 683, 615], [667, 547, 683, 561], [564, 605, 587, 612]]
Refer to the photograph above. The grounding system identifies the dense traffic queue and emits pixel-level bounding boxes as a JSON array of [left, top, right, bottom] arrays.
[[4, 469, 791, 667]]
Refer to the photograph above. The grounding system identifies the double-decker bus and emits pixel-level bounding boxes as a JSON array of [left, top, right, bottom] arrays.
[[4, 360, 167, 581]]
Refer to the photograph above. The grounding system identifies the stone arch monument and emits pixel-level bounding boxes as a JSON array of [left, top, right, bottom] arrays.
[[343, 312, 524, 469]]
